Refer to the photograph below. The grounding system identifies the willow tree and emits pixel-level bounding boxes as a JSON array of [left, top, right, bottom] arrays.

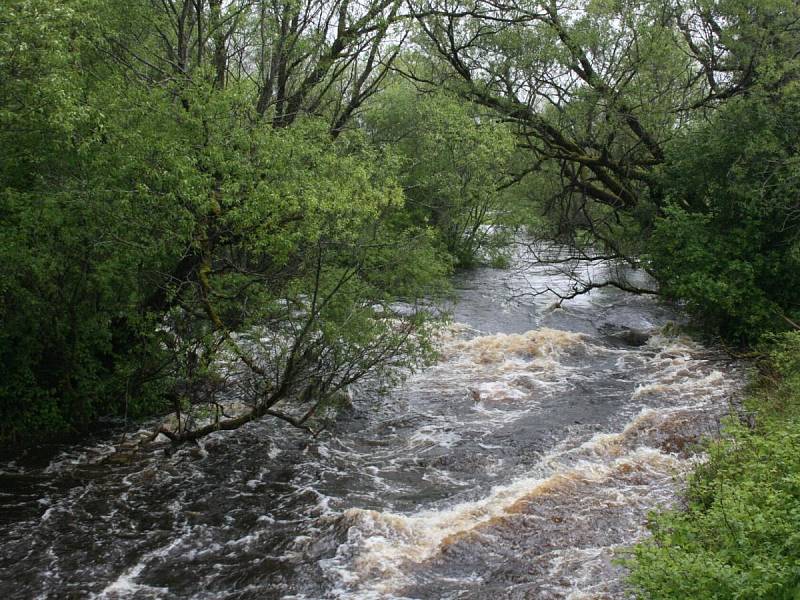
[[0, 0, 447, 445], [408, 0, 800, 272]]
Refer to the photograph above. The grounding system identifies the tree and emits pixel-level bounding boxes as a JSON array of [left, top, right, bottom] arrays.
[[365, 77, 519, 266], [409, 0, 682, 211], [648, 84, 800, 342], [0, 0, 187, 442], [141, 114, 448, 442], [105, 0, 408, 133], [406, 0, 800, 302], [0, 0, 449, 446]]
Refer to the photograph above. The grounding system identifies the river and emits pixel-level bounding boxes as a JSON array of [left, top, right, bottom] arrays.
[[0, 244, 743, 599]]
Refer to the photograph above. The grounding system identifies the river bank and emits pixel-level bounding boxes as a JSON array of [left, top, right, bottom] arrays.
[[627, 332, 800, 599]]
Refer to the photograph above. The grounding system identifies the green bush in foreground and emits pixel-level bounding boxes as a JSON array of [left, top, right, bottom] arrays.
[[627, 332, 800, 599]]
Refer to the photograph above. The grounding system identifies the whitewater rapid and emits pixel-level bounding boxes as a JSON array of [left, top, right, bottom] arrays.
[[0, 247, 743, 599]]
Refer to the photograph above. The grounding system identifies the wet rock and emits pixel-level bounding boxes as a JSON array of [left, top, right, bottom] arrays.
[[600, 325, 652, 347]]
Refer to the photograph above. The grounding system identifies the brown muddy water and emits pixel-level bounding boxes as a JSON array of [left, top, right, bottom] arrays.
[[0, 246, 744, 599]]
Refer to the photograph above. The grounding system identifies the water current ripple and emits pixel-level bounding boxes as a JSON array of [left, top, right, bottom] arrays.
[[0, 248, 744, 599]]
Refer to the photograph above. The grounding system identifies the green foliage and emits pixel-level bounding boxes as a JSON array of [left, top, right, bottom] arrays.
[[365, 81, 519, 267], [627, 332, 800, 599], [0, 0, 181, 442], [648, 85, 800, 343], [0, 1, 450, 446]]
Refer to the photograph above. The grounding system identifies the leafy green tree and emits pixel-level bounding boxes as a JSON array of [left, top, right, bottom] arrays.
[[409, 0, 800, 267], [366, 80, 518, 266], [648, 84, 800, 342], [0, 0, 449, 446], [0, 0, 186, 441]]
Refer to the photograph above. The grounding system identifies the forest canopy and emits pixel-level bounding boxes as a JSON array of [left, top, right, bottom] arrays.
[[2, 0, 799, 446]]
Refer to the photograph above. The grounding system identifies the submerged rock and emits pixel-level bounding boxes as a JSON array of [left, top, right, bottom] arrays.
[[600, 325, 652, 347]]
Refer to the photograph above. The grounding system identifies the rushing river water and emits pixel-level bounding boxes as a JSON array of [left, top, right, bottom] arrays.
[[0, 245, 743, 599]]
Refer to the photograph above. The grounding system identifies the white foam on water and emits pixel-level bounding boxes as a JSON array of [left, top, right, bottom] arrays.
[[319, 337, 743, 599], [321, 436, 688, 597], [311, 325, 736, 594], [473, 380, 530, 403], [408, 425, 461, 449], [633, 369, 725, 401], [94, 553, 171, 599], [441, 328, 587, 368]]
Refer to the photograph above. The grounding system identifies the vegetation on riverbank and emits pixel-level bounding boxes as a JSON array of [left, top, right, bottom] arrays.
[[0, 0, 526, 447], [628, 332, 800, 599], [622, 13, 800, 592]]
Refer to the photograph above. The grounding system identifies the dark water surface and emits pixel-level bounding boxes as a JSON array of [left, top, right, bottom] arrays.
[[0, 247, 743, 599]]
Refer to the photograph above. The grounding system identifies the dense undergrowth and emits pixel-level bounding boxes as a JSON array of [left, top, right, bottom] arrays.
[[628, 332, 800, 599]]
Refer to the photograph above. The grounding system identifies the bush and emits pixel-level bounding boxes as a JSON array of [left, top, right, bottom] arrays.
[[648, 86, 800, 343]]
